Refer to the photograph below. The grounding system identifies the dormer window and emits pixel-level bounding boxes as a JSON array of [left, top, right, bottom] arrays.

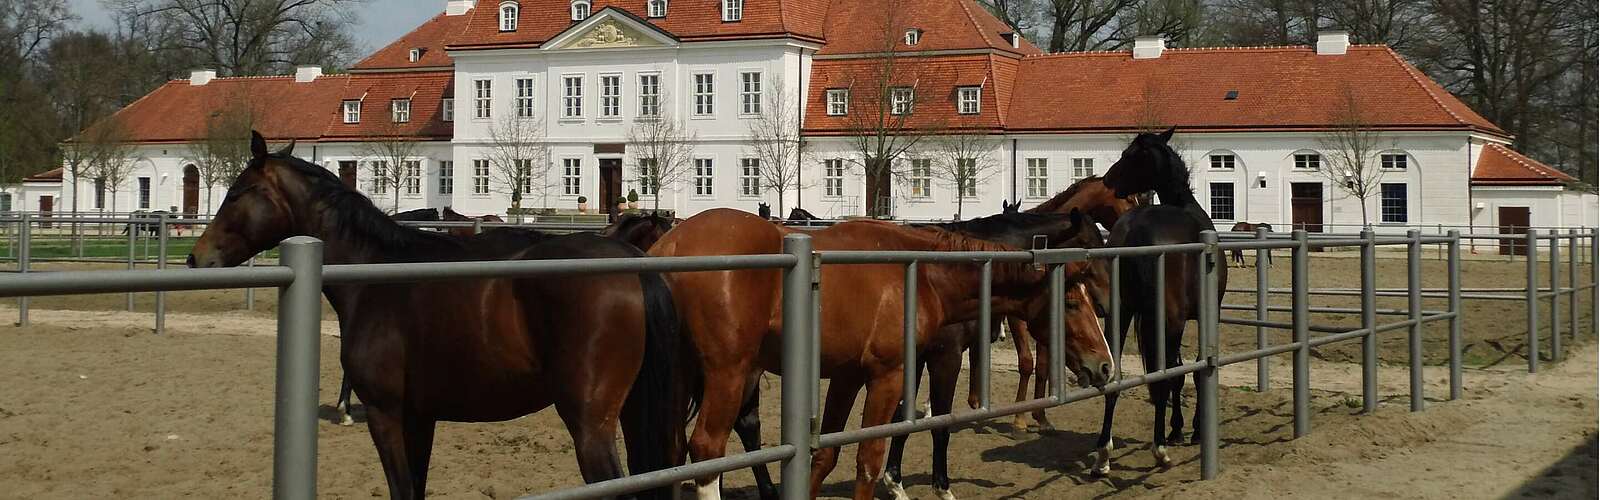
[[391, 99, 411, 123], [648, 0, 667, 17], [499, 2, 518, 31], [408, 48, 422, 62], [905, 28, 922, 46], [722, 0, 742, 21], [342, 100, 361, 124], [571, 0, 591, 21], [957, 86, 980, 115]]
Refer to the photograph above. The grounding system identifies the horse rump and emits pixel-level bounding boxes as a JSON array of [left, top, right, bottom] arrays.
[[619, 270, 703, 499]]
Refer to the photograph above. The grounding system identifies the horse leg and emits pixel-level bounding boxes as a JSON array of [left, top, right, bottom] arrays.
[[1165, 317, 1188, 446], [364, 406, 420, 499], [811, 378, 864, 498], [337, 373, 355, 426], [403, 414, 436, 498], [687, 362, 754, 500], [1029, 318, 1055, 431], [1146, 315, 1175, 469], [927, 344, 963, 500], [1009, 317, 1036, 432], [852, 370, 904, 500], [1092, 310, 1136, 476], [884, 361, 925, 500], [558, 403, 626, 486], [733, 376, 777, 500]]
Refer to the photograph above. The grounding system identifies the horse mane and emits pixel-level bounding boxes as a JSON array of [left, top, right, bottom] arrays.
[[266, 153, 465, 256], [1029, 175, 1105, 214]]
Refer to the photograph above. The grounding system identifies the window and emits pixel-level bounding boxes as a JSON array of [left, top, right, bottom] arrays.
[[1209, 182, 1234, 220], [909, 159, 932, 199], [1294, 153, 1320, 170], [93, 178, 105, 209], [958, 86, 980, 115], [138, 177, 151, 209], [1072, 158, 1095, 180], [1209, 154, 1236, 170], [600, 74, 621, 118], [370, 161, 389, 194], [438, 161, 454, 195], [722, 0, 742, 21], [472, 159, 491, 195], [637, 158, 660, 196], [694, 158, 714, 196], [343, 100, 361, 124], [905, 28, 922, 46], [693, 73, 715, 116], [392, 99, 411, 123], [563, 158, 582, 195], [500, 2, 519, 31], [648, 0, 667, 17], [563, 76, 584, 118], [740, 158, 761, 197], [514, 159, 534, 194], [1381, 153, 1408, 170], [740, 71, 762, 115], [403, 161, 422, 195], [408, 48, 421, 63], [570, 0, 590, 21], [638, 74, 661, 118], [474, 79, 492, 119], [0, 193, 10, 212], [1025, 158, 1049, 198], [442, 98, 454, 122], [823, 159, 844, 197], [956, 158, 977, 197], [1381, 183, 1407, 223], [891, 87, 914, 115], [515, 78, 535, 118], [826, 89, 849, 116]]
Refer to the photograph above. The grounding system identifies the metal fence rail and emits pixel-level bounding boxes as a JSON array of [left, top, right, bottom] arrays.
[[0, 221, 1595, 499]]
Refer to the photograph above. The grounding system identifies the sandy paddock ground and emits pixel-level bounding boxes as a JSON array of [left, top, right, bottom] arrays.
[[0, 255, 1595, 499]]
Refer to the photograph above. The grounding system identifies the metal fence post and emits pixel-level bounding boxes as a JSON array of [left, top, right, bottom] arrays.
[[155, 214, 168, 335], [1109, 256, 1122, 380], [976, 260, 992, 410], [780, 234, 815, 500], [1548, 233, 1560, 362], [16, 213, 29, 327], [1525, 230, 1539, 373], [902, 261, 919, 423], [246, 257, 257, 311], [1360, 229, 1377, 413], [1568, 229, 1578, 345], [1406, 230, 1423, 412], [126, 215, 137, 312], [1154, 253, 1167, 376], [1049, 262, 1066, 402], [1197, 231, 1220, 480], [1255, 226, 1270, 393], [473, 218, 483, 235], [274, 236, 323, 500], [1292, 230, 1309, 438], [1592, 228, 1599, 338], [1447, 230, 1462, 401]]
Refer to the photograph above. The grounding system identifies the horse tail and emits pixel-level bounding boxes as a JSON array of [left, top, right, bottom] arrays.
[[620, 270, 703, 500]]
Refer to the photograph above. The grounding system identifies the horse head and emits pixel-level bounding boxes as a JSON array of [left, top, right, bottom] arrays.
[[1001, 199, 1020, 214], [189, 131, 310, 268], [1103, 127, 1189, 199], [757, 202, 772, 219]]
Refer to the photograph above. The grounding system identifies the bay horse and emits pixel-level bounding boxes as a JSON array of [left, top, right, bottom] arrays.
[[651, 208, 1107, 500], [441, 206, 505, 238], [189, 133, 699, 499], [391, 208, 440, 222], [1229, 222, 1273, 266], [1094, 127, 1229, 474], [787, 207, 821, 223], [603, 212, 678, 252]]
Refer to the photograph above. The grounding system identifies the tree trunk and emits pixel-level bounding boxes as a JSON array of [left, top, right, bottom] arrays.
[[777, 185, 786, 217], [1360, 198, 1370, 229], [865, 158, 892, 218]]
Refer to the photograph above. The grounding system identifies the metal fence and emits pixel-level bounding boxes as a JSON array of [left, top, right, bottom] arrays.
[[0, 221, 1595, 500]]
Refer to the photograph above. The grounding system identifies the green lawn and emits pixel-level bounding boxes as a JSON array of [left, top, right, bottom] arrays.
[[0, 238, 200, 260]]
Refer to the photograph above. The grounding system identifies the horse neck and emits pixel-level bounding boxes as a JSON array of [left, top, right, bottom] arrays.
[[290, 193, 461, 267]]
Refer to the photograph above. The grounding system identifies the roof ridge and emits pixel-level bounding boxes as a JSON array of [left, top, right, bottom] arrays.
[[1380, 45, 1471, 128], [952, 0, 988, 46], [1021, 44, 1395, 59]]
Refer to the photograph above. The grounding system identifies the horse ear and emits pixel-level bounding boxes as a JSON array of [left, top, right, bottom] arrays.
[[250, 131, 268, 160], [1158, 126, 1176, 144], [276, 139, 295, 157]]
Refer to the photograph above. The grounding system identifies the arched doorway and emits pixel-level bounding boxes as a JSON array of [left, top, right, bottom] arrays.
[[182, 164, 199, 217]]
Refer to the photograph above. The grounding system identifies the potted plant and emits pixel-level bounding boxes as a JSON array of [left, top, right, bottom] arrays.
[[577, 195, 589, 213], [627, 189, 639, 210], [616, 196, 627, 213]]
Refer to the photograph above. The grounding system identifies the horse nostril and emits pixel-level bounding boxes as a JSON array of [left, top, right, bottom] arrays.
[[185, 254, 197, 268], [1100, 362, 1113, 378]]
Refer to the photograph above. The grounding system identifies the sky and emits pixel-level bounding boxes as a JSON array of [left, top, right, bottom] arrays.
[[64, 0, 440, 56]]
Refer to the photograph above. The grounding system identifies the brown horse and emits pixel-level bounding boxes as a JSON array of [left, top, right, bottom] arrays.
[[441, 206, 505, 238], [652, 208, 1109, 500], [1229, 222, 1273, 266], [602, 212, 678, 251], [189, 133, 698, 500]]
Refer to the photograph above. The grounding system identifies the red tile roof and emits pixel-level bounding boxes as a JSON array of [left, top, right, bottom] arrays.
[[322, 72, 455, 141], [814, 0, 1040, 56], [351, 13, 470, 72], [804, 54, 1012, 135], [446, 0, 829, 50], [1472, 143, 1577, 186], [24, 167, 62, 183], [1006, 45, 1505, 135]]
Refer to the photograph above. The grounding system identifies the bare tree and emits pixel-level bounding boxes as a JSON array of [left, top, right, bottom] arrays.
[[106, 0, 365, 76], [925, 130, 1003, 220], [83, 118, 139, 215], [744, 77, 808, 215], [190, 89, 256, 211], [1317, 86, 1389, 227], [484, 112, 552, 218], [843, 0, 939, 218], [626, 98, 697, 213], [981, 0, 1041, 37], [1042, 0, 1137, 52], [358, 118, 421, 214], [1, 0, 74, 63]]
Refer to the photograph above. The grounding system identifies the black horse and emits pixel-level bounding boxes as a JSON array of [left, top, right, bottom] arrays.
[[122, 210, 171, 236], [787, 207, 820, 223], [757, 202, 773, 220], [1094, 127, 1229, 474]]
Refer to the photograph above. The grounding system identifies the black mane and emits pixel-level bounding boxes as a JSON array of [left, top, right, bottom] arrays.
[[1030, 175, 1106, 214], [265, 153, 468, 259], [923, 211, 1095, 250]]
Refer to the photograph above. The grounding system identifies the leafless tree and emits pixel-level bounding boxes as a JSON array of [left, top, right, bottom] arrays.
[[842, 0, 940, 218], [358, 118, 421, 214], [744, 76, 808, 215], [980, 0, 1040, 37], [1317, 86, 1391, 227], [925, 130, 1003, 220], [484, 112, 552, 218], [190, 90, 256, 211], [105, 0, 365, 76], [1042, 0, 1136, 52], [1, 0, 74, 63], [83, 118, 139, 215], [626, 99, 697, 213]]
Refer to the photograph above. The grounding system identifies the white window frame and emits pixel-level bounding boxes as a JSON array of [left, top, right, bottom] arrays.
[[693, 158, 715, 197], [739, 158, 760, 197], [138, 177, 151, 209], [823, 159, 845, 198], [562, 158, 583, 196], [514, 77, 535, 118], [369, 161, 390, 195], [826, 89, 848, 116], [909, 158, 932, 199], [637, 158, 660, 196], [500, 2, 519, 31], [1072, 158, 1095, 180], [513, 159, 534, 194], [1293, 152, 1321, 170], [438, 160, 454, 195], [473, 79, 492, 119], [692, 72, 715, 117], [403, 160, 422, 196], [391, 98, 411, 123], [739, 71, 762, 116], [1381, 183, 1408, 223], [722, 0, 742, 21], [343, 100, 361, 124], [957, 86, 980, 115], [571, 0, 590, 21], [1381, 152, 1408, 170], [647, 0, 667, 17], [1209, 154, 1236, 170], [891, 87, 914, 116], [472, 159, 491, 195], [956, 158, 977, 197], [1209, 182, 1234, 220], [442, 98, 454, 122], [1025, 158, 1049, 199], [905, 28, 922, 46], [600, 73, 622, 119], [563, 75, 584, 119], [638, 73, 662, 118]]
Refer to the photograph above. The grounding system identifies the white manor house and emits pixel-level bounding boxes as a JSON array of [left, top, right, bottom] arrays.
[[52, 0, 1596, 234]]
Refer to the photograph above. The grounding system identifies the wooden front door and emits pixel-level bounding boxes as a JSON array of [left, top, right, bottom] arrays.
[[182, 165, 200, 217], [599, 158, 623, 221], [1290, 183, 1323, 232], [38, 195, 53, 228], [1498, 206, 1531, 256], [339, 161, 358, 189]]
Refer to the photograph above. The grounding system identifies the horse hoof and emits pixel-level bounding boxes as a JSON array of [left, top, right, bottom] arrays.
[[340, 415, 354, 427], [694, 476, 722, 500], [1089, 438, 1114, 476], [878, 475, 910, 500], [934, 487, 956, 500], [1152, 445, 1173, 468]]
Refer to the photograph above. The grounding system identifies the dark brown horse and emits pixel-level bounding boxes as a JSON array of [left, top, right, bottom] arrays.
[[189, 133, 698, 500], [602, 212, 678, 252], [441, 206, 505, 238], [1229, 222, 1273, 266], [1095, 128, 1229, 474], [652, 208, 1108, 500]]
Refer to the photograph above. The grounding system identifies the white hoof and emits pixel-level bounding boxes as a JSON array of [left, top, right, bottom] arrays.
[[694, 476, 722, 500], [1152, 444, 1173, 468], [1090, 438, 1113, 475], [934, 487, 956, 500], [340, 414, 354, 426], [879, 475, 910, 500]]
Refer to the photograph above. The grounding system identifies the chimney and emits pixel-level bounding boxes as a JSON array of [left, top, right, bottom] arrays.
[[189, 69, 217, 86], [294, 65, 323, 83], [1316, 30, 1349, 55], [1002, 32, 1022, 49], [446, 0, 476, 16], [1133, 35, 1165, 60]]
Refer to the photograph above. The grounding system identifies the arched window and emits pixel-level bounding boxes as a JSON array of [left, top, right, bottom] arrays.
[[647, 0, 667, 17], [571, 0, 591, 21], [499, 1, 519, 31], [1204, 149, 1240, 171]]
